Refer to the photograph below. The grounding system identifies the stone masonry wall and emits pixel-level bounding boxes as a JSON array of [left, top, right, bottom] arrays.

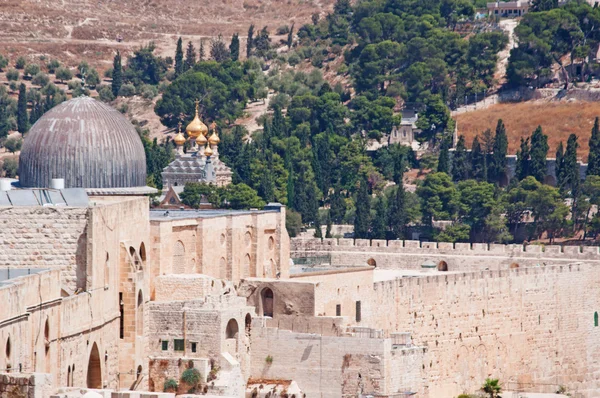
[[0, 207, 89, 292], [0, 373, 53, 398], [291, 237, 600, 270]]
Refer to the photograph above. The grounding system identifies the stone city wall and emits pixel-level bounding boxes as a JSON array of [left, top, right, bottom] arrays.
[[291, 238, 600, 270], [366, 264, 600, 397], [0, 207, 89, 291], [0, 373, 53, 398], [249, 326, 426, 397], [153, 275, 234, 302]]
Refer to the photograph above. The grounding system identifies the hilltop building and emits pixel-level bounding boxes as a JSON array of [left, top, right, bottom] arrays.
[[1, 96, 599, 398]]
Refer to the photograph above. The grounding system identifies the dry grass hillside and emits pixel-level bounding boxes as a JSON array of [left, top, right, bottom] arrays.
[[455, 101, 600, 160], [0, 0, 334, 69]]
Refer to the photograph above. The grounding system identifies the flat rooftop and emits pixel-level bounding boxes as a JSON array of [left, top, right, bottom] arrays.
[[0, 268, 48, 285], [150, 208, 281, 221], [373, 269, 461, 282]]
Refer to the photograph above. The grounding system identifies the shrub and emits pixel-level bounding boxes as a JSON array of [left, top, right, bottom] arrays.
[[287, 52, 301, 66], [6, 69, 19, 81], [46, 59, 60, 73], [181, 367, 201, 389], [265, 355, 273, 364], [139, 84, 158, 99], [276, 25, 290, 35], [4, 137, 22, 154], [32, 72, 50, 87], [15, 56, 26, 69], [77, 60, 89, 76], [103, 67, 113, 78], [0, 55, 8, 71], [85, 68, 100, 87], [163, 378, 178, 392], [97, 85, 115, 102], [118, 83, 136, 97], [2, 158, 18, 178], [55, 67, 73, 83], [9, 82, 17, 92], [118, 103, 129, 114], [24, 63, 40, 78]]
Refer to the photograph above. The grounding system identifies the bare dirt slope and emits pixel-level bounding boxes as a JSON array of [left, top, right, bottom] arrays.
[[0, 0, 334, 69]]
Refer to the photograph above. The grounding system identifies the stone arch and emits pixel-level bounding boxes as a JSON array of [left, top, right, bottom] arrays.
[[137, 290, 144, 336], [268, 236, 275, 250], [437, 260, 448, 271], [242, 254, 251, 278], [367, 258, 377, 267], [226, 319, 239, 339], [245, 313, 252, 332], [173, 240, 185, 274], [544, 175, 557, 187], [261, 287, 274, 317], [86, 342, 102, 389], [139, 242, 146, 263], [245, 231, 252, 245]]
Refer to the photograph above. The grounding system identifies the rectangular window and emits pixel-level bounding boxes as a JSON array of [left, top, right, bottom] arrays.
[[336, 304, 341, 317], [191, 342, 197, 353], [356, 301, 362, 322], [174, 339, 184, 351], [161, 340, 168, 351]]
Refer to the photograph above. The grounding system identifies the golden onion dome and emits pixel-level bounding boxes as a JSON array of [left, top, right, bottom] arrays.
[[208, 131, 220, 145], [185, 100, 208, 138], [205, 144, 214, 157], [196, 132, 208, 146], [173, 122, 186, 146]]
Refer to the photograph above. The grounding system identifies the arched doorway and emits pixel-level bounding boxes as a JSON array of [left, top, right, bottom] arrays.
[[261, 288, 274, 317], [87, 343, 102, 389], [137, 290, 144, 336], [226, 319, 239, 339], [437, 261, 448, 271]]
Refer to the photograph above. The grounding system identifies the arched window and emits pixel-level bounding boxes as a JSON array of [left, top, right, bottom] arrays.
[[219, 257, 227, 280], [595, 312, 598, 327], [139, 242, 146, 263], [261, 288, 274, 318], [173, 241, 185, 274], [5, 336, 10, 359], [104, 252, 110, 288], [71, 364, 75, 387], [438, 261, 448, 272], [67, 366, 71, 387], [87, 343, 102, 389], [242, 254, 251, 278], [367, 258, 376, 267], [226, 319, 239, 339], [268, 237, 275, 250], [245, 313, 252, 333], [136, 365, 143, 380], [137, 290, 144, 336]]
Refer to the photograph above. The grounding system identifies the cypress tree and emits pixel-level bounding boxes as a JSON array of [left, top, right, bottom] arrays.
[[325, 210, 332, 238], [286, 168, 295, 209], [17, 83, 27, 134], [491, 119, 508, 184], [556, 141, 565, 189], [354, 178, 371, 239], [229, 33, 240, 61], [247, 24, 255, 58], [437, 137, 450, 174], [587, 117, 600, 176], [111, 51, 122, 97], [530, 126, 549, 182], [516, 137, 530, 180], [330, 186, 346, 223], [174, 37, 184, 76], [393, 151, 405, 185], [563, 133, 580, 195], [371, 196, 387, 239], [271, 105, 285, 138], [388, 182, 407, 239], [452, 135, 469, 182], [199, 40, 205, 61], [471, 136, 486, 181], [314, 211, 323, 238], [184, 41, 197, 71], [287, 23, 294, 49]]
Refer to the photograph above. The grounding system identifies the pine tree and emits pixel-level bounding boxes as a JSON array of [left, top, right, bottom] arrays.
[[271, 105, 286, 138], [199, 40, 205, 61], [452, 135, 470, 182], [556, 141, 565, 189], [563, 134, 580, 195], [388, 181, 407, 239], [330, 186, 346, 223], [437, 137, 450, 174], [490, 119, 508, 184], [17, 83, 28, 134], [530, 126, 549, 182], [229, 33, 240, 61], [184, 41, 197, 71], [471, 136, 486, 181], [325, 210, 332, 238], [354, 178, 371, 239], [174, 37, 184, 76], [516, 137, 530, 180], [587, 117, 600, 176], [371, 196, 387, 239], [247, 24, 255, 58], [287, 23, 294, 49], [111, 51, 122, 97]]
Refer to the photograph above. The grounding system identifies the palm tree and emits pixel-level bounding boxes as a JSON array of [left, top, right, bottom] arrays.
[[481, 378, 502, 398]]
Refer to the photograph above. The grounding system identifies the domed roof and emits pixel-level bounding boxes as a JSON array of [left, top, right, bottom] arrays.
[[19, 97, 147, 189]]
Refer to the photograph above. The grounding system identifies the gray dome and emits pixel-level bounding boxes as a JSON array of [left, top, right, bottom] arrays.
[[19, 97, 147, 189]]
